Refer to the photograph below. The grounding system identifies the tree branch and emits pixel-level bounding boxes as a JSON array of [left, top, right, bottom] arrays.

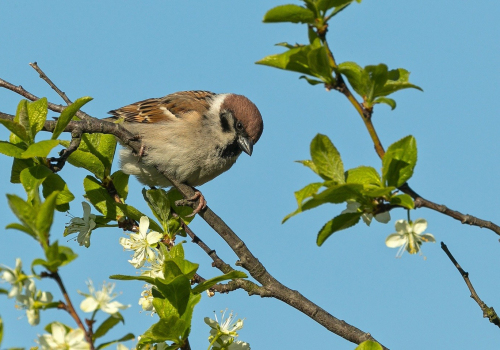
[[0, 77, 385, 347], [440, 242, 500, 327]]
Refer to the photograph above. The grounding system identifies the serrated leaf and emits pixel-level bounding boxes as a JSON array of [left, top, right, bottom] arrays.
[[345, 166, 381, 186], [317, 212, 362, 246], [0, 119, 29, 142], [192, 270, 247, 295], [373, 97, 396, 110], [365, 64, 389, 102], [389, 193, 415, 209], [154, 297, 180, 320], [93, 313, 124, 340], [382, 135, 417, 187], [27, 98, 48, 140], [20, 139, 60, 158], [16, 100, 30, 140], [52, 96, 93, 140], [310, 134, 344, 182], [263, 4, 315, 23], [142, 188, 171, 232], [0, 141, 25, 158]]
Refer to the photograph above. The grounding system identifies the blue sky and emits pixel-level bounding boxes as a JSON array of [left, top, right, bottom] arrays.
[[1, 1, 500, 349]]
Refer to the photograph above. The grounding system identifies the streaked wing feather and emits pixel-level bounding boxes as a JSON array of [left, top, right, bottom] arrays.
[[108, 90, 215, 123]]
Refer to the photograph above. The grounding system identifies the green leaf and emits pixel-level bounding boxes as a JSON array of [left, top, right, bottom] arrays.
[[154, 297, 180, 319], [27, 98, 48, 140], [0, 314, 3, 347], [364, 64, 389, 102], [283, 182, 323, 223], [337, 61, 369, 97], [299, 75, 324, 85], [263, 4, 315, 23], [179, 293, 201, 329], [21, 139, 60, 158], [111, 170, 129, 201], [313, 183, 364, 203], [84, 176, 123, 219], [389, 193, 415, 209], [93, 313, 124, 340], [361, 186, 395, 198], [317, 212, 362, 246], [316, 0, 353, 12], [10, 158, 34, 184], [7, 194, 37, 238], [42, 173, 75, 212], [382, 135, 417, 187], [109, 274, 155, 284], [307, 45, 333, 83], [143, 188, 171, 232], [114, 202, 162, 232], [296, 159, 319, 175], [15, 100, 30, 141], [0, 119, 29, 142], [256, 45, 313, 76], [6, 223, 36, 238], [155, 275, 191, 316], [63, 133, 117, 179], [310, 134, 344, 182], [192, 270, 247, 295], [52, 96, 93, 140], [0, 141, 25, 158], [167, 188, 194, 223], [36, 191, 59, 244], [376, 68, 423, 97], [345, 166, 381, 186], [373, 97, 396, 110], [20, 165, 52, 204], [96, 333, 135, 350], [139, 316, 188, 345], [355, 340, 383, 350]]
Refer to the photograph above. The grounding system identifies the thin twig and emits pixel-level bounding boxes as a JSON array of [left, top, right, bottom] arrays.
[[29, 62, 73, 105], [440, 242, 500, 327], [42, 271, 96, 349]]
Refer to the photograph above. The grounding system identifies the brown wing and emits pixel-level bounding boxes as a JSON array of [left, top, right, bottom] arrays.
[[107, 90, 216, 124]]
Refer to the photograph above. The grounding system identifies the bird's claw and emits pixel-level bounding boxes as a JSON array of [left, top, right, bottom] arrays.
[[185, 191, 207, 217]]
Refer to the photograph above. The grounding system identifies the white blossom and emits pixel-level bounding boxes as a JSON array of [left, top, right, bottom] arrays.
[[119, 216, 163, 268], [79, 280, 130, 314], [38, 322, 90, 350], [65, 202, 96, 248], [385, 218, 436, 257]]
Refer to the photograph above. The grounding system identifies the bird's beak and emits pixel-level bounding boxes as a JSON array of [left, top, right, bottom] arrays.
[[237, 135, 253, 156]]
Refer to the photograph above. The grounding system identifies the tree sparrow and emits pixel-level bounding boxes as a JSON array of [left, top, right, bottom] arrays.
[[107, 90, 264, 214]]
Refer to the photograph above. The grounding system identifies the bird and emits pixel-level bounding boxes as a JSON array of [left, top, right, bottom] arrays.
[[106, 90, 264, 215]]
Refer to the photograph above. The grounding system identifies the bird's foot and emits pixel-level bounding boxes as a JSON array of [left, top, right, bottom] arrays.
[[185, 190, 207, 217]]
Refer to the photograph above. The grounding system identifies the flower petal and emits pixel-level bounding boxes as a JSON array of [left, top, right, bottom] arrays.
[[385, 233, 406, 248], [394, 219, 410, 234], [412, 218, 428, 234], [139, 216, 150, 237], [80, 296, 99, 312], [420, 233, 436, 243], [375, 211, 391, 224]]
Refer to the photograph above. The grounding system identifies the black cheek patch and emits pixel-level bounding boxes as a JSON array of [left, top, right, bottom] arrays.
[[219, 113, 231, 133]]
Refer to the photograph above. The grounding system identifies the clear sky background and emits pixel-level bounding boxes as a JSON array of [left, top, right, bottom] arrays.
[[1, 1, 500, 349]]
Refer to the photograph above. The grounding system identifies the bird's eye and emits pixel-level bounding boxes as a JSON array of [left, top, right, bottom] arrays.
[[236, 121, 243, 130]]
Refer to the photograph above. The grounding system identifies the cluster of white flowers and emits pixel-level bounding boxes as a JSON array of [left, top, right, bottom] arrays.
[[205, 310, 250, 350], [0, 258, 53, 326], [119, 216, 165, 312]]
